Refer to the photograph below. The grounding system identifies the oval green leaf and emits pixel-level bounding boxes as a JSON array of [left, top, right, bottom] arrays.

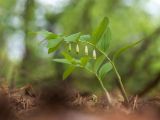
[[91, 17, 109, 44], [93, 55, 105, 73], [63, 66, 75, 80], [64, 32, 81, 42], [98, 62, 112, 80]]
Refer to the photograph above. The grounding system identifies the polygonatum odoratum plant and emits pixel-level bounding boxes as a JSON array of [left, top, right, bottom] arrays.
[[38, 17, 142, 106]]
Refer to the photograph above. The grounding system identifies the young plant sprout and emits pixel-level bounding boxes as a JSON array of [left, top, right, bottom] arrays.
[[40, 17, 141, 106]]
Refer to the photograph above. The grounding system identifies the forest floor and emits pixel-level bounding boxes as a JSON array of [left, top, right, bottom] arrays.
[[0, 82, 159, 120]]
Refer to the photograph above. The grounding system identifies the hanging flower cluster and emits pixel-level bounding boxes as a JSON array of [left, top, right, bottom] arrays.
[[68, 43, 96, 59]]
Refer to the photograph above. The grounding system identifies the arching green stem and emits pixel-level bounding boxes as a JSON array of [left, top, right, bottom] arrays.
[[78, 65, 112, 106], [96, 74, 112, 105], [101, 52, 129, 103], [80, 41, 129, 104]]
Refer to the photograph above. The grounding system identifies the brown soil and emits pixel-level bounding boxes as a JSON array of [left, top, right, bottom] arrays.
[[0, 83, 159, 120]]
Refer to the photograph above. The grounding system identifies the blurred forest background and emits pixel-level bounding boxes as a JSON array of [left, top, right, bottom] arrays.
[[0, 0, 160, 97]]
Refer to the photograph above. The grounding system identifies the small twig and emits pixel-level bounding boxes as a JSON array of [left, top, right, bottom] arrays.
[[132, 95, 138, 111]]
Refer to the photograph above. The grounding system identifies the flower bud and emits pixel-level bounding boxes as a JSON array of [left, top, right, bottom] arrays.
[[68, 43, 72, 52], [85, 45, 88, 56], [93, 49, 96, 59], [76, 44, 79, 54]]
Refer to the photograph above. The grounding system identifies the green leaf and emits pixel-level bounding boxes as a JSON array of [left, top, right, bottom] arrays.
[[98, 62, 112, 80], [97, 27, 111, 52], [79, 35, 91, 41], [46, 34, 58, 40], [80, 57, 89, 67], [73, 59, 81, 66], [91, 17, 109, 44], [47, 38, 62, 48], [85, 62, 93, 72], [38, 30, 58, 40], [48, 41, 62, 53], [47, 38, 63, 53], [52, 59, 71, 65], [63, 66, 75, 80], [113, 39, 142, 62], [93, 55, 105, 73], [62, 52, 73, 63], [84, 59, 96, 72], [48, 47, 57, 54], [64, 32, 81, 42], [62, 52, 82, 65]]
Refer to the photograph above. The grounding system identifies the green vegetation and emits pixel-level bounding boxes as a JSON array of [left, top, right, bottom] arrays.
[[0, 0, 160, 99], [41, 17, 143, 105]]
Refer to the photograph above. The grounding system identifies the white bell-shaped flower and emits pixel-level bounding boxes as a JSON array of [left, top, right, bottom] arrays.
[[93, 49, 96, 59], [68, 43, 72, 52], [76, 44, 79, 54], [85, 45, 88, 55]]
